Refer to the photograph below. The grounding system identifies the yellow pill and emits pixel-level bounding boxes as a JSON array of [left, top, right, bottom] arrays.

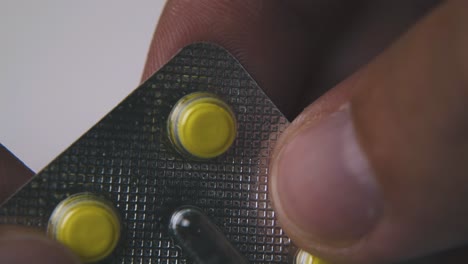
[[168, 92, 237, 159], [295, 249, 330, 264], [47, 193, 120, 263]]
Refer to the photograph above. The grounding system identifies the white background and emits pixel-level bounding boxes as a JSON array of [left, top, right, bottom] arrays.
[[1, 0, 166, 172]]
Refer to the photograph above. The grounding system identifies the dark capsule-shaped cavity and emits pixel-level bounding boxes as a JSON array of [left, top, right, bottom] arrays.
[[169, 206, 248, 264]]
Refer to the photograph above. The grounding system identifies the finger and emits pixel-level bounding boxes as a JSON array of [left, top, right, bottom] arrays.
[[0, 226, 79, 264], [0, 145, 34, 203], [143, 0, 439, 119], [303, 0, 441, 107], [142, 0, 365, 118], [270, 1, 468, 263]]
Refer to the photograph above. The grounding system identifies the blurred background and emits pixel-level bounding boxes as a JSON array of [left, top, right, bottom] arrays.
[[1, 0, 165, 172]]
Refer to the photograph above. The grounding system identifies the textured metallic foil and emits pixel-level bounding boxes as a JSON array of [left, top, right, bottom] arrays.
[[0, 43, 293, 263]]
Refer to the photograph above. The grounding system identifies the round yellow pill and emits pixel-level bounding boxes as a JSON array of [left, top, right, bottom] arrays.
[[295, 249, 330, 264], [168, 92, 237, 159], [47, 193, 120, 263]]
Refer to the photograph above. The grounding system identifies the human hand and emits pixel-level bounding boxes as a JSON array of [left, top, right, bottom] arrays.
[[142, 0, 468, 263], [3, 1, 468, 263]]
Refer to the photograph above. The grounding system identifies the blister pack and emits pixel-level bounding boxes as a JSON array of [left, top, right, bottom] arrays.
[[0, 43, 330, 264]]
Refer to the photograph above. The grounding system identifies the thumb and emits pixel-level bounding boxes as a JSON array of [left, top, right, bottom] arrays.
[[270, 1, 468, 263]]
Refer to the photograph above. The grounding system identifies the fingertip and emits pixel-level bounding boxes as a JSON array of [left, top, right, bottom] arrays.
[[270, 103, 382, 249]]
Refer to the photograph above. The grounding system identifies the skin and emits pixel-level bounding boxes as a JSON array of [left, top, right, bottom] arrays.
[[2, 0, 468, 263]]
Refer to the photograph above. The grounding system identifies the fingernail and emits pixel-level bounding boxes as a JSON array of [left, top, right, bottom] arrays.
[[272, 105, 382, 247], [0, 232, 80, 264]]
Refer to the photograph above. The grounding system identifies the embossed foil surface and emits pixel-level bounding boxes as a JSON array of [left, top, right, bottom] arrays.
[[0, 43, 292, 263]]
